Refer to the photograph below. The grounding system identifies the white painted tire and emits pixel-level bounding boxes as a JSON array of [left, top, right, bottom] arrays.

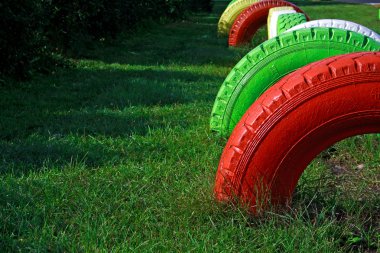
[[267, 7, 296, 39], [285, 19, 380, 43]]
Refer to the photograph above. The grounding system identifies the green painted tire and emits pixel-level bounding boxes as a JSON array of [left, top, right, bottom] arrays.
[[277, 13, 307, 35], [210, 28, 380, 136], [267, 7, 295, 38]]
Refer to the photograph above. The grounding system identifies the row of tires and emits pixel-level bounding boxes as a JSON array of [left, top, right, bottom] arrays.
[[218, 0, 380, 46], [212, 0, 380, 213]]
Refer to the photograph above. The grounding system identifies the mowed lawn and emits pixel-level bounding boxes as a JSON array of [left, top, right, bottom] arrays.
[[1, 1, 379, 251]]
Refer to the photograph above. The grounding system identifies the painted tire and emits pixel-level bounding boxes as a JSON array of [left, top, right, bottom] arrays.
[[285, 19, 380, 43], [210, 28, 380, 136], [276, 13, 307, 37], [218, 0, 261, 36], [214, 52, 380, 212], [228, 0, 307, 47], [228, 0, 239, 6], [267, 7, 296, 38]]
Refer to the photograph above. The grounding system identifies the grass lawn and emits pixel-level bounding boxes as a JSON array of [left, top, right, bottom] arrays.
[[0, 1, 379, 251]]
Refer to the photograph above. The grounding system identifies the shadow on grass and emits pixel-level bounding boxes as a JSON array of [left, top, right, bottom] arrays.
[[0, 108, 182, 174], [72, 11, 243, 67], [1, 67, 219, 133], [0, 136, 114, 175], [0, 4, 235, 176], [0, 108, 180, 175], [68, 67, 220, 108], [0, 65, 218, 175]]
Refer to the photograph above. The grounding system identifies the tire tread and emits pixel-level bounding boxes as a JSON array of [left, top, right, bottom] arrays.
[[210, 28, 380, 135], [215, 52, 380, 203]]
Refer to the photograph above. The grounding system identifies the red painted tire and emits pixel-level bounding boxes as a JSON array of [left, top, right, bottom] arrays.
[[214, 52, 380, 212], [229, 0, 308, 47]]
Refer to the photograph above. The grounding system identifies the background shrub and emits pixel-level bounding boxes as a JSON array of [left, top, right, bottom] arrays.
[[0, 0, 213, 80], [0, 0, 47, 79]]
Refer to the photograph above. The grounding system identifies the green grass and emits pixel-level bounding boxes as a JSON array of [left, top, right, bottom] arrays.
[[1, 1, 379, 251]]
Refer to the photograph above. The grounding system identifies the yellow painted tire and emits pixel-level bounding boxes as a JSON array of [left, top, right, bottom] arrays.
[[218, 0, 261, 36]]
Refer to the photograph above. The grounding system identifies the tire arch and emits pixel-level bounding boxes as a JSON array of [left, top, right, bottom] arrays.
[[275, 13, 307, 37], [218, 0, 261, 36], [210, 28, 380, 136], [284, 19, 380, 42], [229, 1, 308, 46], [267, 7, 297, 39], [214, 52, 380, 212]]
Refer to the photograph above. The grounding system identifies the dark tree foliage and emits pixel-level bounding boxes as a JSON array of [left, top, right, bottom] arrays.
[[0, 0, 48, 79], [0, 0, 213, 80]]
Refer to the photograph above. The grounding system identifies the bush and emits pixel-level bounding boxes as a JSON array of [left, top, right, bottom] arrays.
[[187, 0, 213, 12], [0, 0, 213, 80]]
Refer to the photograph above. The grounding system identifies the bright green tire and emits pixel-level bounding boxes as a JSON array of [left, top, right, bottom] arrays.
[[210, 27, 380, 136], [267, 7, 295, 38], [277, 13, 307, 35]]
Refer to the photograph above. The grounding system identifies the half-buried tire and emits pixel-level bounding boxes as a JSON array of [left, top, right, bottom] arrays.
[[267, 7, 296, 39], [228, 0, 308, 46], [214, 52, 380, 213], [210, 28, 380, 137], [218, 0, 261, 36], [284, 19, 380, 42], [228, 0, 239, 6], [276, 13, 307, 37]]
